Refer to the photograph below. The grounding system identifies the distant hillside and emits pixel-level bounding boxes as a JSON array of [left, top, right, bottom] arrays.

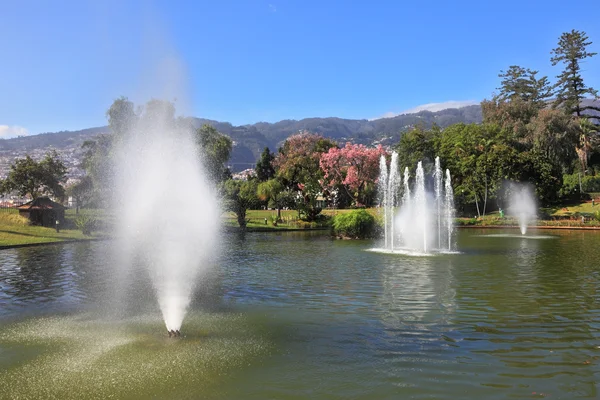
[[0, 104, 507, 175]]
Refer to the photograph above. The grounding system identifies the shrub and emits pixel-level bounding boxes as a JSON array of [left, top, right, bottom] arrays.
[[0, 211, 30, 226], [75, 215, 97, 235], [332, 209, 375, 239]]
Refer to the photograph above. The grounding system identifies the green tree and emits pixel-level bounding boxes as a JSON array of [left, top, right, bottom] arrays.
[[80, 134, 114, 206], [527, 108, 578, 172], [551, 29, 600, 120], [196, 124, 233, 182], [66, 175, 94, 214], [257, 178, 286, 220], [106, 96, 138, 137], [221, 179, 260, 229], [394, 125, 438, 171], [273, 132, 336, 220], [495, 65, 553, 107], [576, 117, 599, 173], [255, 147, 275, 182], [1, 151, 67, 199]]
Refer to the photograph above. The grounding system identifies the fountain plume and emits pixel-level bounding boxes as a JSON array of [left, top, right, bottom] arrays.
[[507, 183, 537, 235], [114, 103, 220, 333], [379, 154, 455, 253]]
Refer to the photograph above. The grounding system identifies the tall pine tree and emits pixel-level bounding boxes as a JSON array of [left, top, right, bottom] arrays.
[[551, 29, 600, 121], [495, 65, 552, 108]]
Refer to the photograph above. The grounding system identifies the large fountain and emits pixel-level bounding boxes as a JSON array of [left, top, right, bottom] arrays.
[[378, 153, 455, 254], [113, 102, 220, 335]]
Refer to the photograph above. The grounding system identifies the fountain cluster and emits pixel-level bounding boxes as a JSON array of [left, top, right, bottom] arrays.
[[378, 154, 455, 253]]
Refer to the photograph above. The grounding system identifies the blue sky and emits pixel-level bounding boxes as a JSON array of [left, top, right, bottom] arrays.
[[1, 0, 599, 137]]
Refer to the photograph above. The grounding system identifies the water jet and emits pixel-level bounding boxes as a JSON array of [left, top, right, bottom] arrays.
[[377, 154, 455, 254], [507, 183, 537, 235]]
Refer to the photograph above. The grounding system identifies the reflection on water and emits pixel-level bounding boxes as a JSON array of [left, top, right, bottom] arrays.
[[0, 230, 600, 399]]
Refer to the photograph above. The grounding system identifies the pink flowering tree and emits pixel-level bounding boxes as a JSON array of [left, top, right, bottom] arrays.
[[320, 143, 387, 207]]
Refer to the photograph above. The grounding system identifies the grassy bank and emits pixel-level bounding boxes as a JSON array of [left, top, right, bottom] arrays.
[[3, 202, 600, 249], [0, 209, 109, 248]]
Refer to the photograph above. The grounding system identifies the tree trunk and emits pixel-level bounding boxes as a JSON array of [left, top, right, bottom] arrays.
[[482, 177, 488, 217], [236, 208, 247, 229], [474, 191, 481, 218]]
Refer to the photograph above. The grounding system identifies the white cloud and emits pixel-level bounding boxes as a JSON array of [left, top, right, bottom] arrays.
[[268, 4, 276, 12], [371, 100, 479, 121], [0, 125, 30, 139]]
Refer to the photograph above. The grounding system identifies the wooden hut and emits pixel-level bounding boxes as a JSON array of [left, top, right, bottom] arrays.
[[17, 197, 65, 227]]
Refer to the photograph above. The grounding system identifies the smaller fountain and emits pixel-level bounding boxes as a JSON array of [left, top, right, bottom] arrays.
[[507, 184, 537, 235]]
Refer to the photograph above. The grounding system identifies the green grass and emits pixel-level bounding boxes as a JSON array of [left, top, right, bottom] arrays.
[[0, 208, 109, 247]]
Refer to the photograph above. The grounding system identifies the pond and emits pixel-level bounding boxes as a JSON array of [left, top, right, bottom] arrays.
[[0, 229, 599, 399]]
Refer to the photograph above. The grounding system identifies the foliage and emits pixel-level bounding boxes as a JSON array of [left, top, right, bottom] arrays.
[[527, 108, 579, 171], [221, 179, 260, 229], [255, 147, 276, 182], [80, 134, 114, 207], [332, 209, 376, 239], [320, 142, 387, 207], [257, 178, 294, 220], [560, 173, 600, 198], [273, 131, 337, 187], [481, 97, 541, 141], [74, 215, 98, 235], [273, 132, 336, 220], [494, 65, 552, 107], [66, 175, 94, 214], [106, 96, 138, 137], [551, 29, 600, 120], [196, 124, 233, 183], [1, 150, 67, 199], [394, 125, 439, 171]]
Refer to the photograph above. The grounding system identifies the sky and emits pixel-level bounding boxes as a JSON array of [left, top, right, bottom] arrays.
[[1, 0, 599, 137]]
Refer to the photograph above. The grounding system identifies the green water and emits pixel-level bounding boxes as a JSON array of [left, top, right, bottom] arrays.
[[0, 229, 599, 399]]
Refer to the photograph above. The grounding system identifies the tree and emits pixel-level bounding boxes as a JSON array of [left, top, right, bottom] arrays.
[[274, 132, 337, 188], [66, 175, 94, 214], [257, 178, 287, 220], [551, 29, 600, 120], [394, 125, 438, 171], [221, 179, 260, 229], [106, 96, 138, 137], [255, 147, 275, 182], [80, 134, 114, 207], [495, 65, 553, 107], [576, 117, 599, 173], [481, 97, 540, 142], [319, 143, 387, 207], [527, 108, 578, 172], [196, 124, 233, 183], [273, 132, 336, 220], [437, 124, 519, 216], [1, 151, 67, 199]]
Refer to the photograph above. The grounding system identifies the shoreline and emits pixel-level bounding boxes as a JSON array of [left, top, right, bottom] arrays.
[[0, 237, 108, 251], [2, 223, 600, 251], [457, 224, 600, 230]]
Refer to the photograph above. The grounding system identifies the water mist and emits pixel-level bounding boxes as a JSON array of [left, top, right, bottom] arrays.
[[114, 105, 220, 333], [507, 184, 537, 235]]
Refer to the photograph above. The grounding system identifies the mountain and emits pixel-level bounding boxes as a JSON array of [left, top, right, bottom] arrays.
[[0, 104, 527, 177]]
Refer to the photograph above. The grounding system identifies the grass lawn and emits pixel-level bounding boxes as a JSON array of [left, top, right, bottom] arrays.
[[0, 209, 108, 248]]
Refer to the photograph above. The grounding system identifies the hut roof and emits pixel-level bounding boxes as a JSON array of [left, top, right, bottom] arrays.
[[16, 196, 65, 210]]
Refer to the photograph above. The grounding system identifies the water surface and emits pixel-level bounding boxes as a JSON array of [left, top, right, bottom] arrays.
[[1, 229, 599, 399]]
